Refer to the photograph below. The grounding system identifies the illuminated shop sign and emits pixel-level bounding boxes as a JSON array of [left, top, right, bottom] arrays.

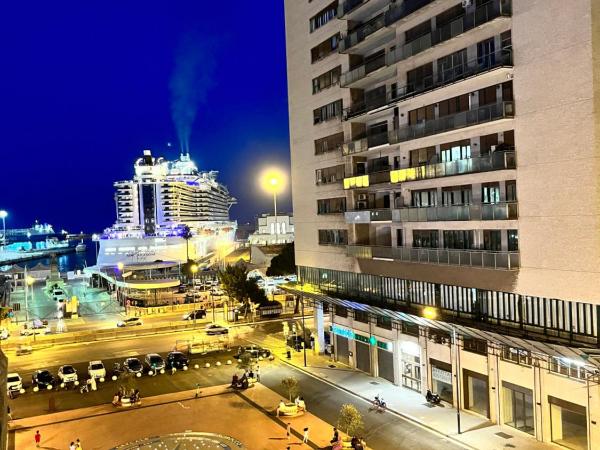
[[331, 325, 392, 351]]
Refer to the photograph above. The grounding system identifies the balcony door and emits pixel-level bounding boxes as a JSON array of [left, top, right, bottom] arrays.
[[477, 37, 496, 69]]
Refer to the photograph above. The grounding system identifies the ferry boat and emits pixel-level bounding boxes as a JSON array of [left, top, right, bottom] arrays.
[[95, 149, 237, 265]]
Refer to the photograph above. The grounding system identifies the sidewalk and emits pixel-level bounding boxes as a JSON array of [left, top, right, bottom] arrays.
[[251, 332, 555, 450]]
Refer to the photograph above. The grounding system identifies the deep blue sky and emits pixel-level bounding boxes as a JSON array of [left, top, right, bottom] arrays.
[[0, 1, 291, 232]]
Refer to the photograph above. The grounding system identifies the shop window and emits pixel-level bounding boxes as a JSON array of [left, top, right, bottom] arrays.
[[428, 328, 451, 345], [463, 369, 489, 418], [549, 396, 587, 450], [401, 321, 420, 337], [430, 359, 453, 403], [463, 337, 487, 355], [502, 382, 534, 435], [549, 357, 588, 381], [402, 353, 421, 391]]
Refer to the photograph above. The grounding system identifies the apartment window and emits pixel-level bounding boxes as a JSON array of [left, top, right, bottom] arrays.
[[477, 37, 496, 68], [435, 4, 464, 28], [315, 131, 344, 154], [442, 186, 471, 206], [507, 230, 519, 251], [482, 183, 500, 204], [437, 48, 468, 83], [409, 146, 436, 166], [313, 99, 343, 124], [549, 357, 587, 381], [412, 189, 437, 207], [501, 346, 532, 366], [364, 85, 387, 110], [503, 129, 515, 147], [463, 337, 488, 355], [408, 104, 435, 125], [318, 229, 348, 246], [396, 229, 404, 247], [479, 133, 499, 156], [502, 80, 514, 101], [483, 230, 501, 251], [428, 328, 451, 345], [354, 310, 369, 323], [310, 1, 338, 32], [406, 62, 433, 92], [441, 139, 471, 162], [413, 230, 439, 248], [438, 93, 469, 117], [405, 19, 431, 43], [367, 156, 389, 173], [312, 66, 341, 94], [311, 33, 340, 63], [506, 181, 517, 202], [444, 230, 473, 250], [317, 197, 346, 214], [316, 164, 344, 185], [478, 85, 498, 106]]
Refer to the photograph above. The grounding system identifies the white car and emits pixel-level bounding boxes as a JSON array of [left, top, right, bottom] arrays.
[[88, 360, 106, 379], [20, 322, 51, 336], [58, 365, 78, 383], [6, 373, 22, 392], [117, 317, 143, 327], [0, 327, 9, 340], [205, 323, 229, 335]]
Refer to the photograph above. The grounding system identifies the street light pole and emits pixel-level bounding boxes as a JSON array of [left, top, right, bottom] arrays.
[[301, 293, 307, 367], [453, 325, 462, 434], [0, 210, 7, 251], [273, 191, 278, 244]]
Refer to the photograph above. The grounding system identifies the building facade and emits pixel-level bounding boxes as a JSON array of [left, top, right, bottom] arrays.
[[284, 1, 600, 449], [248, 213, 295, 245]]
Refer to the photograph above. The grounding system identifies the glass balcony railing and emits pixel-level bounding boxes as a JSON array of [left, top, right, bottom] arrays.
[[393, 202, 518, 222], [343, 169, 390, 189], [341, 52, 387, 87], [390, 150, 515, 183], [338, 0, 367, 18], [339, 13, 386, 53], [342, 131, 389, 155], [347, 244, 520, 269], [387, 0, 511, 66], [389, 101, 515, 144], [385, 0, 436, 26], [345, 208, 393, 223], [344, 48, 512, 117]]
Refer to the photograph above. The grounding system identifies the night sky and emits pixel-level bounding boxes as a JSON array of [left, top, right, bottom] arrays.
[[0, 1, 291, 233]]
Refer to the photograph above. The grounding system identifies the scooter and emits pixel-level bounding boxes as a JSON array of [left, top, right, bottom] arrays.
[[371, 395, 386, 411], [425, 389, 441, 404]]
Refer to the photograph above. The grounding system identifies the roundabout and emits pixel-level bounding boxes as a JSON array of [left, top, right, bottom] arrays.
[[113, 432, 246, 449]]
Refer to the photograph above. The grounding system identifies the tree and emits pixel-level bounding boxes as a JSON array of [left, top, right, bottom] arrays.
[[237, 352, 253, 371], [337, 404, 364, 438], [266, 243, 296, 276], [218, 265, 270, 318], [280, 376, 299, 402], [180, 224, 193, 262]]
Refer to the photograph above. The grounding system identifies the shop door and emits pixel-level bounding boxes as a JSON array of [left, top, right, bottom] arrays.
[[356, 341, 371, 373], [377, 348, 394, 383], [336, 335, 349, 365], [502, 382, 534, 435], [463, 369, 489, 418], [430, 359, 453, 403]]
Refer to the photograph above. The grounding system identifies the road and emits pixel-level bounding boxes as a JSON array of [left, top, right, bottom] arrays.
[[6, 322, 461, 450]]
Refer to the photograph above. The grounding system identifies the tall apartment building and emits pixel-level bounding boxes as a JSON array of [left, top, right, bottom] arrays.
[[284, 1, 600, 448]]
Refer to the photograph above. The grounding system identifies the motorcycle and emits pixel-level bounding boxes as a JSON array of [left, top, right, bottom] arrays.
[[425, 389, 441, 404], [371, 395, 386, 411]]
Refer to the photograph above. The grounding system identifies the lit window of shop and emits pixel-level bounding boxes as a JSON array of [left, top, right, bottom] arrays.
[[502, 382, 534, 435], [549, 396, 587, 450], [430, 359, 453, 403], [463, 337, 488, 356], [401, 341, 421, 392], [549, 357, 588, 381], [463, 369, 489, 418], [501, 346, 532, 366]]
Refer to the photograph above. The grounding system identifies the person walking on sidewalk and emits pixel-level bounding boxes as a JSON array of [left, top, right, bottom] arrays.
[[255, 365, 260, 382], [286, 423, 291, 441], [34, 431, 41, 447], [195, 384, 201, 398], [302, 427, 309, 444]]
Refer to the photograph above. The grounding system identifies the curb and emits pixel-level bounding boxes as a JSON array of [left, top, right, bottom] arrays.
[[280, 358, 477, 450]]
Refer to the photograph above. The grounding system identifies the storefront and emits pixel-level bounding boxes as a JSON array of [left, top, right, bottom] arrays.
[[430, 359, 453, 403], [354, 334, 371, 374], [377, 341, 394, 383], [502, 382, 534, 435], [335, 334, 350, 365], [549, 396, 587, 450], [400, 341, 421, 392], [463, 369, 489, 418]]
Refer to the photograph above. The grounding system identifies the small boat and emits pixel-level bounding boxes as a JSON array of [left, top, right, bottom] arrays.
[[75, 240, 86, 252]]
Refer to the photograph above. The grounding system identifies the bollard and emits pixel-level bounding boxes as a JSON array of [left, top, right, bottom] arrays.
[[286, 350, 291, 359], [112, 375, 118, 381], [205, 363, 210, 368], [136, 372, 142, 378], [216, 361, 221, 367], [194, 364, 200, 369], [148, 370, 154, 376], [183, 365, 188, 371], [226, 360, 232, 365], [160, 369, 165, 374], [99, 377, 105, 383]]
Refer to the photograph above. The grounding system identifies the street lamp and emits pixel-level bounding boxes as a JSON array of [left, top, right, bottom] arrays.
[[260, 168, 286, 245], [0, 210, 7, 251], [92, 233, 100, 261], [116, 262, 124, 310], [190, 264, 200, 327], [24, 276, 34, 324]]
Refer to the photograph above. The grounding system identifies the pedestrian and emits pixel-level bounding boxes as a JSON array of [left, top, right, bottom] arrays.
[[286, 423, 291, 441], [330, 427, 339, 444], [69, 442, 76, 450], [195, 384, 201, 398], [171, 366, 176, 375], [34, 430, 41, 447], [255, 365, 260, 382], [76, 438, 82, 449], [303, 427, 309, 444], [7, 405, 12, 421]]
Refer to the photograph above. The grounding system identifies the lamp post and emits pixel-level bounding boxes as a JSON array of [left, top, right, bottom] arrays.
[[116, 262, 124, 312], [299, 282, 307, 367], [260, 168, 286, 245], [190, 264, 198, 328], [92, 233, 99, 261], [0, 210, 7, 251]]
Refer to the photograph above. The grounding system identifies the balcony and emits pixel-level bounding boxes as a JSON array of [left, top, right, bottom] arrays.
[[344, 169, 390, 189], [393, 202, 518, 222], [342, 131, 389, 155], [340, 53, 389, 88], [390, 150, 515, 184], [343, 48, 512, 117], [388, 0, 511, 66], [339, 13, 390, 54], [347, 244, 520, 269], [345, 208, 393, 223], [389, 101, 515, 144]]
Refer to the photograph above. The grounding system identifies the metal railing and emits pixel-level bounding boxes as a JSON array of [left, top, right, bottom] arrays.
[[387, 0, 511, 66], [345, 209, 393, 223], [347, 244, 520, 269], [390, 150, 515, 183], [341, 53, 387, 87], [344, 48, 512, 117], [393, 202, 518, 222], [343, 169, 390, 189], [385, 0, 436, 26], [339, 13, 386, 53], [342, 130, 389, 155], [389, 101, 515, 144]]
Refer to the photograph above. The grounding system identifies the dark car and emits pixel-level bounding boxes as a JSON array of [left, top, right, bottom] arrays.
[[237, 345, 271, 359], [32, 369, 55, 389], [166, 351, 189, 369], [182, 310, 206, 321], [123, 357, 143, 374]]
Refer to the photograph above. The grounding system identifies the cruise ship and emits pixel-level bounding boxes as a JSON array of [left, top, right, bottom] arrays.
[[96, 150, 237, 265]]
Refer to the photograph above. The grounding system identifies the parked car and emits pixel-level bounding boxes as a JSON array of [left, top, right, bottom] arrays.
[[88, 360, 106, 380], [6, 373, 23, 392], [237, 345, 271, 359], [20, 319, 51, 336], [32, 369, 55, 389], [205, 323, 228, 335], [182, 309, 206, 321], [57, 365, 78, 383], [209, 287, 224, 296], [117, 317, 143, 327], [144, 353, 165, 371], [166, 351, 189, 369], [123, 357, 143, 374], [0, 327, 9, 340]]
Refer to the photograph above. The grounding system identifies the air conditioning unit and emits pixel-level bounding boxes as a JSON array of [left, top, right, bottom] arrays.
[[357, 193, 368, 201]]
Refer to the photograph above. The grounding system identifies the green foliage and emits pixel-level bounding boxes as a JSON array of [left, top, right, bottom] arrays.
[[181, 225, 193, 261], [280, 376, 299, 402], [218, 265, 270, 316], [337, 403, 364, 438], [237, 352, 253, 370], [266, 243, 296, 276], [119, 372, 137, 397]]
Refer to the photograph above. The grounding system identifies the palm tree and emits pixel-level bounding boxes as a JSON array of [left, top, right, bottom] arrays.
[[181, 225, 193, 262]]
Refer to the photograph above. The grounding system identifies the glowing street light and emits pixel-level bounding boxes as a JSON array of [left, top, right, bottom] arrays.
[[0, 210, 7, 251], [259, 168, 287, 244], [117, 262, 124, 271]]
